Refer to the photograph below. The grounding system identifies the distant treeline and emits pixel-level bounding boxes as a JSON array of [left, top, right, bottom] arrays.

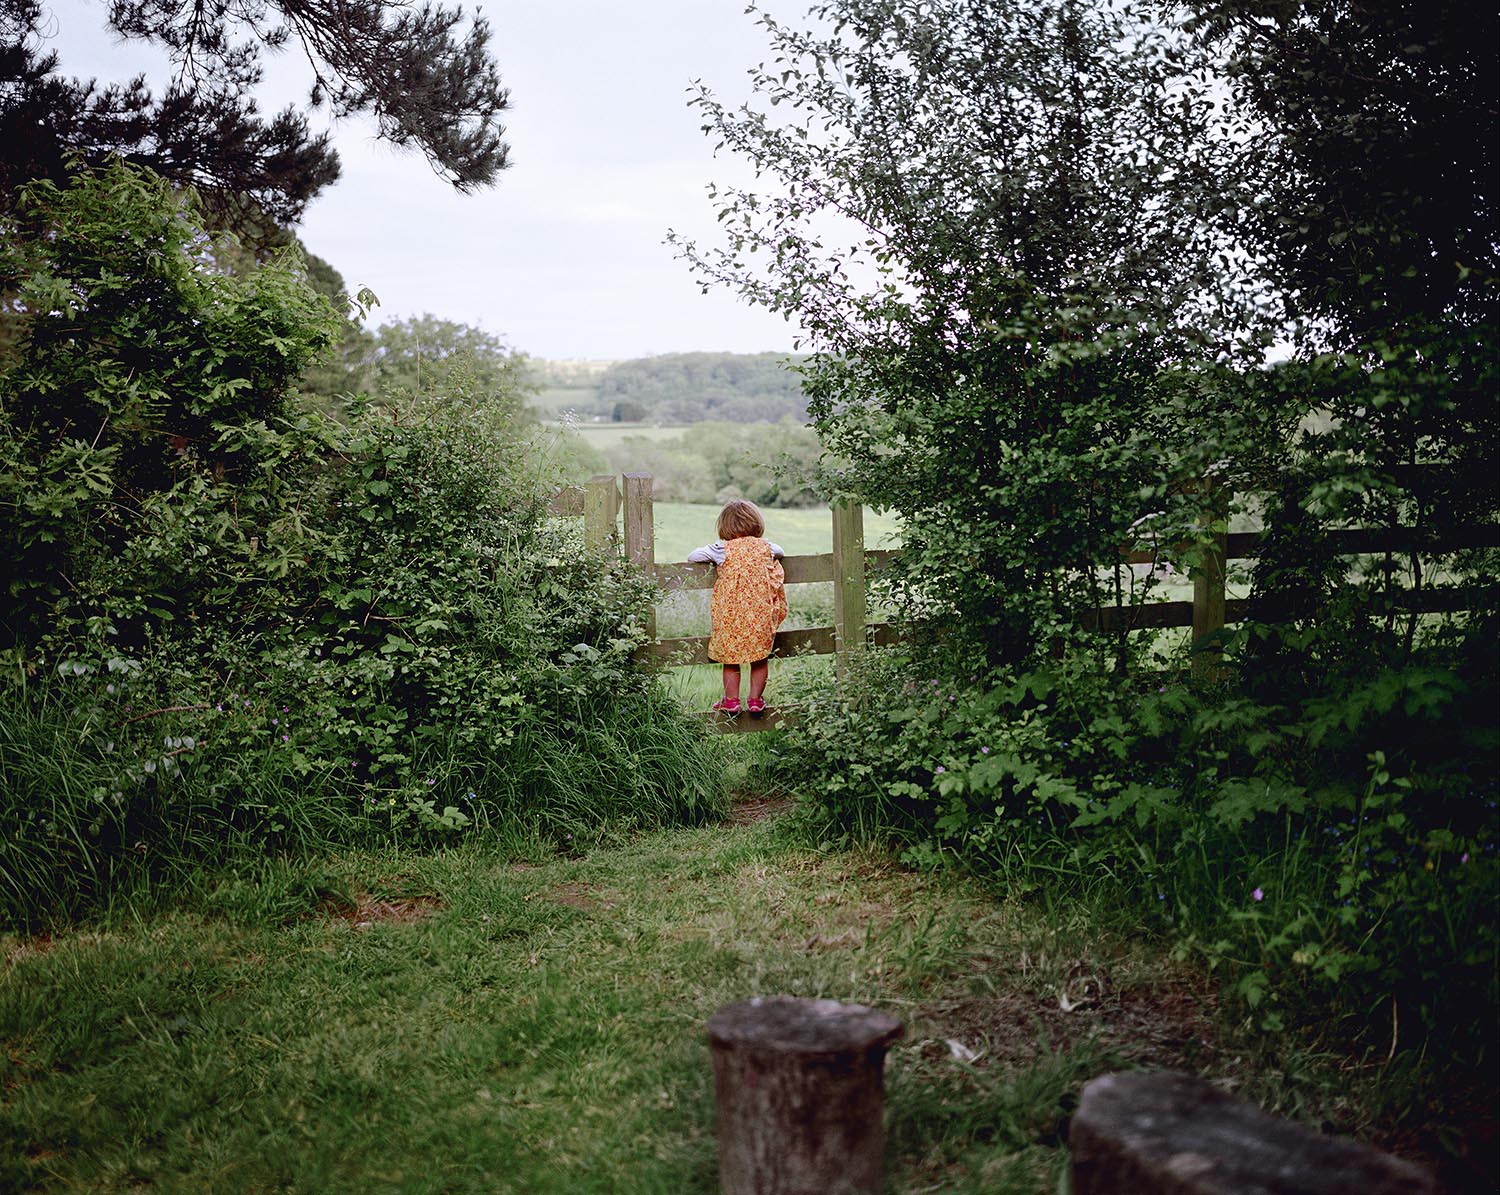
[[532, 352, 808, 423], [551, 419, 823, 507]]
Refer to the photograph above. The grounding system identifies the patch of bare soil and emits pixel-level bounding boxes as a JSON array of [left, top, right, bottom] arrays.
[[545, 881, 606, 911], [5, 931, 109, 967], [911, 971, 1223, 1075], [329, 894, 444, 930], [726, 791, 795, 825], [4, 935, 60, 967]]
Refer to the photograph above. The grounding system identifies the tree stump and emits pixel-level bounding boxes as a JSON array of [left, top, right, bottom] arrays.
[[1070, 1071, 1439, 1195], [706, 996, 904, 1195]]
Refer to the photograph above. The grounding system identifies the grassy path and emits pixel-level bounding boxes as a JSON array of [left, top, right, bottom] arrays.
[[0, 806, 1427, 1194]]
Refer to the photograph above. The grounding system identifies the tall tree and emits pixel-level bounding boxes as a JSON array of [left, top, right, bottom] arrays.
[[1185, 1, 1499, 676], [1186, 0, 1496, 344], [0, 0, 511, 230], [675, 0, 1267, 665], [368, 315, 533, 420]]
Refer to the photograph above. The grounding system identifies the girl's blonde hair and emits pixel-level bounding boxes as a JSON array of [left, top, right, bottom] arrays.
[[717, 499, 765, 540]]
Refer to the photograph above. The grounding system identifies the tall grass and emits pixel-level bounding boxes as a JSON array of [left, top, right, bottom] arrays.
[[0, 681, 353, 929], [463, 685, 729, 839], [0, 677, 726, 932]]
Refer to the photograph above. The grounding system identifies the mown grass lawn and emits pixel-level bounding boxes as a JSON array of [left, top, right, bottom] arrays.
[[0, 818, 1138, 1193], [0, 801, 1458, 1195]]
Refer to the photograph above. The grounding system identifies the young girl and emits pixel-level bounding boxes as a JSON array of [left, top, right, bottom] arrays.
[[687, 500, 788, 716]]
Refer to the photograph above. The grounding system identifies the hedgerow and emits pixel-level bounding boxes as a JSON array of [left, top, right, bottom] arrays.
[[0, 160, 719, 928]]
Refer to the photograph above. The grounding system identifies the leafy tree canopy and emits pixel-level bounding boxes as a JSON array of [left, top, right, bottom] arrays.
[[676, 0, 1264, 664], [594, 352, 809, 423], [365, 314, 533, 418], [1181, 0, 1498, 663], [1186, 0, 1497, 343], [0, 0, 511, 231], [0, 157, 341, 643]]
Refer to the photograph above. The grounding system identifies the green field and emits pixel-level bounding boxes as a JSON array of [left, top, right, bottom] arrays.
[[546, 423, 693, 453], [653, 502, 901, 562], [532, 385, 599, 416]]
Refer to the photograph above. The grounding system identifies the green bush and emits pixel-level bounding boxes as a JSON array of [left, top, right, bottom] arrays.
[[784, 642, 1499, 1053], [0, 390, 723, 927], [0, 160, 722, 929]]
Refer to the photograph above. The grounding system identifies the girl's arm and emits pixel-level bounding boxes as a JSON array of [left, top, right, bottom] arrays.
[[686, 541, 726, 565], [766, 540, 785, 558]]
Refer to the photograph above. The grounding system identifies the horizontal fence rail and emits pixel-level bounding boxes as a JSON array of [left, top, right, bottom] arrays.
[[1100, 525, 1499, 634], [550, 473, 1498, 721], [1118, 524, 1500, 569], [655, 550, 902, 591]]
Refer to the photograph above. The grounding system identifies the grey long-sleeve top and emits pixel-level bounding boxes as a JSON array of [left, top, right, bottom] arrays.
[[685, 539, 786, 566]]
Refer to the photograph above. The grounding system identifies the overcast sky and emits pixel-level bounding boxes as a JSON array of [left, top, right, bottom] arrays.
[[40, 0, 805, 361]]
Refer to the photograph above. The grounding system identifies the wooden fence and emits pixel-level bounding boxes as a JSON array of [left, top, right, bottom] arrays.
[[551, 473, 1498, 727], [550, 474, 892, 730]]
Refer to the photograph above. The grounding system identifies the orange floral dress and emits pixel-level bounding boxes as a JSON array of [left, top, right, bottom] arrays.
[[708, 536, 788, 664]]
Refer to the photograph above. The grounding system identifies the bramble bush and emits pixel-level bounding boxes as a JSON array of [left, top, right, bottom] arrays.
[[782, 638, 1498, 1051], [0, 160, 719, 928]]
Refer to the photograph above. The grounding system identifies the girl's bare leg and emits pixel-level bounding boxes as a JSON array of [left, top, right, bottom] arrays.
[[748, 658, 769, 702], [722, 664, 742, 703]]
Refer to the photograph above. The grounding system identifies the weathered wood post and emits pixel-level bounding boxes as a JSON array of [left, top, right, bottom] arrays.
[[1191, 480, 1228, 683], [831, 503, 867, 681], [1070, 1071, 1438, 1195], [583, 474, 619, 553], [622, 471, 656, 639], [707, 996, 903, 1195]]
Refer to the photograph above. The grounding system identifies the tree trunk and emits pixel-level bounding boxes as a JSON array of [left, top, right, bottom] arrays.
[[707, 996, 903, 1195]]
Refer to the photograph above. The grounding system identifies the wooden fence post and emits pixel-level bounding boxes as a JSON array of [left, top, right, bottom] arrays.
[[623, 472, 656, 639], [583, 474, 619, 553], [708, 996, 903, 1195], [832, 502, 866, 680], [1191, 481, 1228, 683]]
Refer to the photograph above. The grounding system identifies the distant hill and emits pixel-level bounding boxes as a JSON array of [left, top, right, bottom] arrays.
[[528, 351, 807, 423]]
